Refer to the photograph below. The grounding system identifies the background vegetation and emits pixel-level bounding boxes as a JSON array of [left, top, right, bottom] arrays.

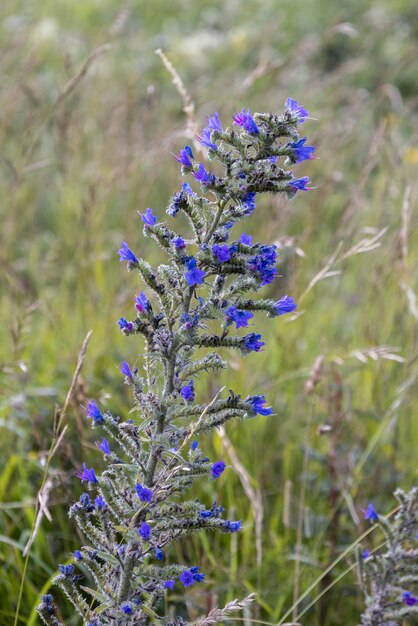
[[1, 0, 418, 624]]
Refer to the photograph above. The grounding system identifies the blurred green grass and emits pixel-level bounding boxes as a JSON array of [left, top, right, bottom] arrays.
[[1, 0, 418, 624]]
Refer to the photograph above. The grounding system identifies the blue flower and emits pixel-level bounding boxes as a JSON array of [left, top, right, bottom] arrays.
[[139, 522, 151, 540], [191, 440, 199, 451], [183, 182, 194, 195], [118, 318, 134, 332], [226, 305, 254, 329], [242, 192, 256, 215], [172, 235, 186, 250], [206, 112, 222, 132], [275, 295, 297, 316], [181, 312, 199, 330], [403, 592, 418, 606], [135, 292, 151, 314], [239, 233, 252, 245], [362, 549, 370, 559], [185, 258, 206, 286], [119, 361, 132, 378], [287, 137, 315, 163], [246, 394, 272, 416], [193, 163, 213, 185], [181, 380, 195, 402], [224, 520, 241, 533], [191, 566, 205, 582], [78, 493, 94, 512], [164, 579, 175, 589], [180, 569, 195, 587], [363, 503, 379, 523], [247, 245, 277, 286], [175, 146, 194, 167], [211, 461, 226, 479], [58, 563, 74, 577], [77, 464, 98, 484], [243, 333, 265, 353], [97, 438, 111, 455], [167, 190, 187, 217], [212, 244, 231, 263], [135, 484, 153, 502], [73, 550, 83, 560], [233, 108, 259, 134], [197, 128, 217, 151], [140, 208, 158, 226], [122, 604, 133, 615], [117, 242, 138, 265], [95, 495, 106, 509], [288, 176, 311, 192], [285, 98, 309, 123], [155, 548, 164, 560], [85, 400, 105, 425]]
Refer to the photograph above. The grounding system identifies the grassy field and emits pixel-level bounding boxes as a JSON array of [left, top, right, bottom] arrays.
[[1, 1, 418, 624]]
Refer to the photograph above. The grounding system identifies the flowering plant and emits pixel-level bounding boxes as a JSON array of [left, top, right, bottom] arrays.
[[358, 488, 418, 625], [38, 99, 314, 625]]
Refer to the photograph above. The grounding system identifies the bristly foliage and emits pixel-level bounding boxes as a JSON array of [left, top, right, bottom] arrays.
[[38, 99, 313, 625], [358, 488, 418, 626]]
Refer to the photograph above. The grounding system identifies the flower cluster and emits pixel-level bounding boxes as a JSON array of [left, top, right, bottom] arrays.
[[39, 99, 314, 626], [358, 488, 418, 625]]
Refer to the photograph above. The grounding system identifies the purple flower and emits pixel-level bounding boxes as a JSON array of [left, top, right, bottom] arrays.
[[172, 236, 186, 250], [181, 312, 199, 330], [85, 400, 105, 425], [243, 333, 265, 353], [191, 440, 199, 451], [403, 592, 418, 606], [175, 146, 194, 167], [117, 242, 138, 265], [119, 361, 132, 378], [135, 292, 151, 314], [197, 128, 217, 151], [212, 244, 231, 263], [285, 98, 309, 123], [242, 192, 256, 215], [287, 137, 315, 163], [275, 295, 297, 316], [73, 550, 83, 560], [207, 112, 222, 132], [122, 604, 133, 615], [180, 570, 195, 587], [139, 522, 151, 540], [226, 305, 254, 329], [193, 163, 213, 185], [362, 549, 370, 559], [140, 208, 158, 226], [211, 461, 226, 479], [118, 318, 134, 332], [239, 233, 252, 245], [164, 579, 175, 589], [77, 464, 98, 484], [59, 564, 74, 577], [95, 495, 106, 509], [155, 548, 164, 560], [135, 484, 153, 502], [185, 258, 206, 287], [233, 108, 259, 134], [181, 380, 195, 402], [288, 176, 311, 192], [246, 394, 272, 416], [97, 438, 110, 455], [363, 503, 379, 523]]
